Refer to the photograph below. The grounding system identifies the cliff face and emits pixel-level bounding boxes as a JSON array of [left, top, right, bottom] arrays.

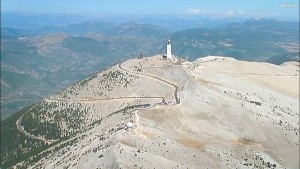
[[8, 55, 299, 169]]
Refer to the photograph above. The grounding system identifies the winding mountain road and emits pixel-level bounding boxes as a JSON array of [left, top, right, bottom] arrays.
[[16, 62, 180, 145], [15, 99, 57, 144]]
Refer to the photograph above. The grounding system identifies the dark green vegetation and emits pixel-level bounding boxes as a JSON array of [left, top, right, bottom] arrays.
[[1, 19, 299, 120], [0, 104, 49, 168], [21, 101, 92, 139], [1, 101, 98, 168]]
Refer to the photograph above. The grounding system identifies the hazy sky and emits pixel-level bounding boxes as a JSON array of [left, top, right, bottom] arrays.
[[2, 0, 299, 19]]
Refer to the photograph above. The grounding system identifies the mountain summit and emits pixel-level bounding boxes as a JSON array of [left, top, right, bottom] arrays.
[[2, 55, 299, 168]]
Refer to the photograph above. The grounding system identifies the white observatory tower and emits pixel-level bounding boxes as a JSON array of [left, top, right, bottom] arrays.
[[167, 37, 172, 59]]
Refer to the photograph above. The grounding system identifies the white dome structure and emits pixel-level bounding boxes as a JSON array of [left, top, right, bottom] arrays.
[[126, 122, 134, 129]]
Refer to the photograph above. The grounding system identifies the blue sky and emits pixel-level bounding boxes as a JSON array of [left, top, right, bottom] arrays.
[[2, 0, 299, 19]]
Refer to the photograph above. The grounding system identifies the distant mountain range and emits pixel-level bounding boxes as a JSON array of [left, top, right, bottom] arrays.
[[1, 12, 247, 31], [1, 19, 299, 119], [33, 21, 116, 36], [168, 19, 299, 62]]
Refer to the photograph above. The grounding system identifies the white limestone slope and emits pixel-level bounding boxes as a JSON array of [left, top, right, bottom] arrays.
[[19, 55, 299, 169]]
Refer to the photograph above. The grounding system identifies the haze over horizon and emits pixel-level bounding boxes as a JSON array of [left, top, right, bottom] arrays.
[[1, 1, 299, 168], [2, 0, 299, 21]]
